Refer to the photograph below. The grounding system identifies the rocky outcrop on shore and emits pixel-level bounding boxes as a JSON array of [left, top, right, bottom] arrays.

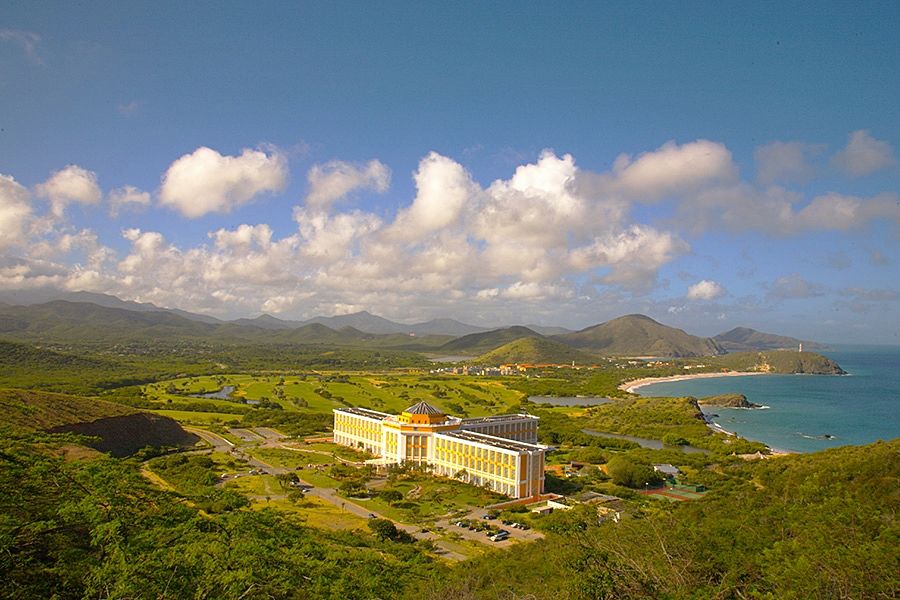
[[697, 393, 762, 409]]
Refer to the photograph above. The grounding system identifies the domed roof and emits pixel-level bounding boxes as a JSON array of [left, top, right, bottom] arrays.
[[403, 401, 444, 415]]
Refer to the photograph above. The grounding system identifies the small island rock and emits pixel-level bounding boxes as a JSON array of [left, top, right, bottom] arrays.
[[697, 393, 762, 409]]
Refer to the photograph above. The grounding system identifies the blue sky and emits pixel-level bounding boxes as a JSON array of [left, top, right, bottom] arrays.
[[1, 2, 899, 343]]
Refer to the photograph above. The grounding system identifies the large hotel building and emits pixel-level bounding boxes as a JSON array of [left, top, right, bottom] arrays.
[[332, 402, 547, 499]]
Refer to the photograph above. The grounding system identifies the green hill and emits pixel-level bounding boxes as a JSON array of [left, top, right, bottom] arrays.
[[0, 388, 199, 456], [714, 327, 826, 352], [439, 326, 544, 355], [473, 336, 597, 365], [709, 350, 846, 374], [556, 314, 725, 357], [0, 388, 137, 431]]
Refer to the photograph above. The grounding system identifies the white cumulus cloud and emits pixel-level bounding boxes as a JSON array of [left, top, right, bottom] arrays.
[[35, 165, 102, 218], [305, 159, 390, 209], [832, 130, 896, 177], [108, 185, 151, 217], [159, 146, 288, 218], [687, 279, 725, 301], [0, 175, 33, 249], [11, 136, 898, 326], [387, 152, 477, 241], [610, 139, 738, 201], [570, 225, 690, 291]]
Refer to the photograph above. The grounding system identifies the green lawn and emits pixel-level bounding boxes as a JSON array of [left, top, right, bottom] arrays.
[[225, 474, 284, 497], [245, 447, 336, 469], [293, 466, 343, 488], [151, 409, 244, 424], [361, 475, 505, 523], [144, 372, 529, 421], [295, 441, 373, 461], [261, 495, 368, 530]]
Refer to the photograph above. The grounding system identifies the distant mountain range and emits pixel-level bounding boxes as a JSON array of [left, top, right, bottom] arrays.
[[440, 316, 725, 359], [0, 290, 827, 360], [0, 289, 566, 337]]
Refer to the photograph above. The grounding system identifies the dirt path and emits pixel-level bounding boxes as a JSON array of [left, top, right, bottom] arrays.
[[140, 466, 177, 492]]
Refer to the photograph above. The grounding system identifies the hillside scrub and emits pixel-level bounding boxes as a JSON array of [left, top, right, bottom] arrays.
[[0, 429, 444, 599], [424, 440, 899, 599]]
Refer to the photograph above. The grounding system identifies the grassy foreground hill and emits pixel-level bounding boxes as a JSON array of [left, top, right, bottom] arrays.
[[473, 336, 597, 365], [556, 314, 725, 357]]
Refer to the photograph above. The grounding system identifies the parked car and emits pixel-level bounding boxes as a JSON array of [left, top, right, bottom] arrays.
[[488, 531, 510, 542]]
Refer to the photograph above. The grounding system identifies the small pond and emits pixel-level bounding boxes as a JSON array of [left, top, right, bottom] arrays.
[[582, 429, 710, 454]]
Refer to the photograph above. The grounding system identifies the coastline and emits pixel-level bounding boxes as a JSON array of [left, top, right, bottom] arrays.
[[620, 370, 798, 456], [620, 370, 768, 394]]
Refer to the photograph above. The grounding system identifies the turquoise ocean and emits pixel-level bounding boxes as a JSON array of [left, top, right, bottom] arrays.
[[635, 345, 900, 453]]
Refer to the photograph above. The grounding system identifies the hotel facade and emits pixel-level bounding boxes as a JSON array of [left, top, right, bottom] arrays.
[[332, 402, 547, 499]]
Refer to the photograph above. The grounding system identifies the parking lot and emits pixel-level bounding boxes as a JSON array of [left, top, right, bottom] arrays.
[[435, 511, 544, 547]]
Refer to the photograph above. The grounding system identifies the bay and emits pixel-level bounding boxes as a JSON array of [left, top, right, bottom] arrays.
[[634, 345, 900, 453]]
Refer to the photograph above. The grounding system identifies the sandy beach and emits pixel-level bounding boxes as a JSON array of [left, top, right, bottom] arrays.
[[620, 371, 798, 456], [620, 370, 768, 394]]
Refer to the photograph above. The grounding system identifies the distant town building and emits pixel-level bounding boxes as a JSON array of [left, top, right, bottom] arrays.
[[332, 402, 547, 498]]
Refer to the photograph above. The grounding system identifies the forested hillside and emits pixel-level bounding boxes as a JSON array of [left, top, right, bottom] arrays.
[[426, 440, 899, 599], [0, 430, 443, 599]]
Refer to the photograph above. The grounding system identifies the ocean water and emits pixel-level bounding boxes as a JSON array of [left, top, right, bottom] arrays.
[[635, 345, 900, 453]]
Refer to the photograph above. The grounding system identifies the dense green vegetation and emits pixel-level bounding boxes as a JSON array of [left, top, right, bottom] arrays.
[[0, 430, 443, 599], [427, 440, 899, 599], [0, 336, 428, 395]]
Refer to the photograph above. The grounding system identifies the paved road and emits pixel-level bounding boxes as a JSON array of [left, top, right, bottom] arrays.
[[229, 427, 265, 442], [185, 427, 234, 452], [253, 427, 286, 440], [186, 427, 288, 475]]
